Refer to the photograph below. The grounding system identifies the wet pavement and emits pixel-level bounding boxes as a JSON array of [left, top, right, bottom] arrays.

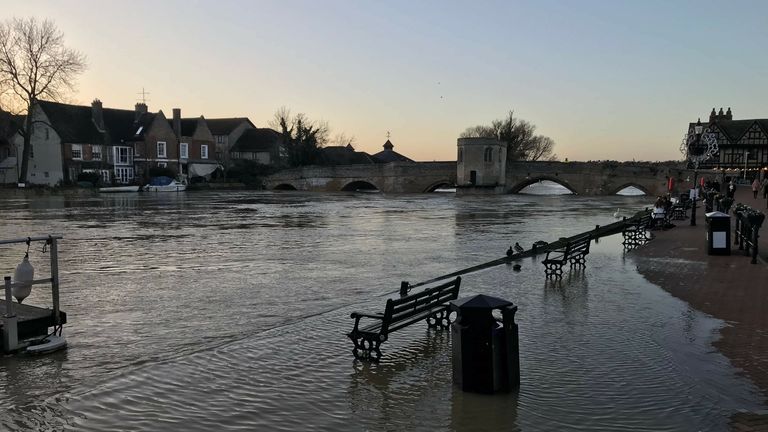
[[633, 186, 768, 431]]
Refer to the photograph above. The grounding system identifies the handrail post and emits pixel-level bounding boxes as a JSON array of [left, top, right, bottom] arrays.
[[4, 276, 13, 317], [50, 237, 61, 326], [751, 226, 759, 265], [3, 276, 18, 353], [399, 281, 410, 297]]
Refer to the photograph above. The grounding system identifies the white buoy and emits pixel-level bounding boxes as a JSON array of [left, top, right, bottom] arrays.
[[13, 254, 34, 304], [613, 208, 621, 218]]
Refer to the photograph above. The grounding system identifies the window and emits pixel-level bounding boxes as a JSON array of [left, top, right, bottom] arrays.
[[92, 145, 102, 160], [114, 167, 134, 184], [44, 172, 49, 178], [71, 144, 83, 160], [201, 144, 208, 159], [114, 146, 133, 165], [157, 162, 167, 168], [157, 141, 167, 158], [30, 144, 34, 159], [180, 143, 189, 159], [458, 148, 463, 163], [483, 147, 493, 163], [216, 135, 224, 144]]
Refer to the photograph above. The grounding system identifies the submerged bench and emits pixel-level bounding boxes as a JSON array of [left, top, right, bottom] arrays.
[[348, 276, 461, 361], [622, 213, 652, 248], [542, 234, 591, 279]]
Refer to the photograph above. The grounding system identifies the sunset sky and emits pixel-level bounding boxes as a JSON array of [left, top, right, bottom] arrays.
[[6, 0, 768, 162]]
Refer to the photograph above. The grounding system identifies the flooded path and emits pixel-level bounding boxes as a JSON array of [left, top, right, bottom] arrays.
[[0, 191, 763, 430]]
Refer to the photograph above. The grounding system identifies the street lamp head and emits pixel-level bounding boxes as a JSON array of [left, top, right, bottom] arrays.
[[694, 118, 703, 135]]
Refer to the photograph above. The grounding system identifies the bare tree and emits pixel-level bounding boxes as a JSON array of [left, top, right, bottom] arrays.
[[331, 132, 356, 147], [269, 107, 330, 167], [0, 17, 86, 183], [461, 111, 557, 161]]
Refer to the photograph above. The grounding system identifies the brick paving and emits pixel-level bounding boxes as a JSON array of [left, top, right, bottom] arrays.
[[632, 186, 768, 431]]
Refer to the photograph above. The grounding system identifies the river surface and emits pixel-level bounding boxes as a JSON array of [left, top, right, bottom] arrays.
[[0, 189, 763, 431]]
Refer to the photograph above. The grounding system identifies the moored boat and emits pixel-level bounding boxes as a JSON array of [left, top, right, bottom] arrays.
[[144, 176, 187, 192], [99, 185, 140, 193]]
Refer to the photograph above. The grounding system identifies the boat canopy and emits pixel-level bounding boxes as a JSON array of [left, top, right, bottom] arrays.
[[148, 176, 174, 186]]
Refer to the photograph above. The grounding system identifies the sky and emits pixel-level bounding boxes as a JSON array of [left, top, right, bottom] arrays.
[[4, 0, 768, 162]]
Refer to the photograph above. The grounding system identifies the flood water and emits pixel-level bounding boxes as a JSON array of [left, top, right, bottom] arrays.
[[0, 189, 763, 431]]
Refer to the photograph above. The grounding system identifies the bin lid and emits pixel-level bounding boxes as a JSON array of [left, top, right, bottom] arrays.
[[450, 294, 513, 311], [705, 211, 729, 218]]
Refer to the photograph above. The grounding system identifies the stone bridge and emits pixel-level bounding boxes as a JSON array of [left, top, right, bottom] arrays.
[[264, 161, 695, 196], [493, 161, 692, 196], [264, 162, 457, 193]]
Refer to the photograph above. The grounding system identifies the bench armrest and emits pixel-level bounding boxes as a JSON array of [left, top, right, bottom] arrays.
[[350, 311, 385, 333]]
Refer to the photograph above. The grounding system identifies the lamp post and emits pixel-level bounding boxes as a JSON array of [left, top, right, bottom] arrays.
[[690, 121, 704, 226], [743, 150, 749, 180], [681, 118, 718, 227]]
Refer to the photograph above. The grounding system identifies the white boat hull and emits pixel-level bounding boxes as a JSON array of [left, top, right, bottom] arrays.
[[144, 184, 187, 192], [99, 186, 140, 193]]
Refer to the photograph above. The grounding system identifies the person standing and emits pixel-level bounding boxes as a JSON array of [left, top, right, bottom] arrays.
[[727, 180, 735, 198], [752, 178, 760, 199]]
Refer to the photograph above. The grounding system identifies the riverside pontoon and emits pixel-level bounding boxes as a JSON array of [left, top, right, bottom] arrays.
[[1, 235, 68, 355]]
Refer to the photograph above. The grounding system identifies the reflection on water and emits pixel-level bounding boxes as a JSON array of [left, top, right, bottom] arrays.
[[0, 191, 763, 431]]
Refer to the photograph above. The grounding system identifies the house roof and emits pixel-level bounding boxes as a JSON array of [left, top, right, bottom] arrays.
[[690, 119, 768, 143], [38, 100, 104, 144], [231, 128, 281, 152], [320, 145, 374, 165], [38, 100, 154, 144], [371, 139, 414, 163], [206, 118, 255, 135], [167, 118, 201, 137], [0, 110, 22, 144]]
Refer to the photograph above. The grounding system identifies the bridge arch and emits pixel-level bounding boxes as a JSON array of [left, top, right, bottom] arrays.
[[341, 180, 380, 192], [423, 180, 455, 193], [274, 183, 298, 191], [610, 182, 650, 196], [508, 176, 578, 194]]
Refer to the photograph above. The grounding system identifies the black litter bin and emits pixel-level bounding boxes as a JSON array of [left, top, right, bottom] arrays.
[[705, 211, 731, 255], [450, 294, 520, 394]]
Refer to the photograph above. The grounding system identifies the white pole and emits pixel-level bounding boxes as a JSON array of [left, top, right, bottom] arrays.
[[50, 237, 61, 327], [744, 150, 748, 180]]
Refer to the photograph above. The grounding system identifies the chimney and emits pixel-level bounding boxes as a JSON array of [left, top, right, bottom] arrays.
[[709, 108, 716, 123], [91, 99, 104, 131], [726, 107, 732, 120], [135, 102, 148, 121], [172, 108, 181, 140]]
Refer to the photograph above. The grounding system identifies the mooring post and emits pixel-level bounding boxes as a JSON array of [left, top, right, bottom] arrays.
[[50, 237, 61, 326]]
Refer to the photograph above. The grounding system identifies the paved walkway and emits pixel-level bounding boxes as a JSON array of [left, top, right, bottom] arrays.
[[632, 186, 768, 431]]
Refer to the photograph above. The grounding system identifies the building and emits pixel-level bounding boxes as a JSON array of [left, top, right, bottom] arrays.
[[0, 111, 22, 184], [689, 108, 768, 176], [205, 117, 256, 168], [229, 128, 284, 165], [319, 144, 375, 165], [168, 110, 219, 179], [371, 139, 413, 163], [456, 137, 507, 189]]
